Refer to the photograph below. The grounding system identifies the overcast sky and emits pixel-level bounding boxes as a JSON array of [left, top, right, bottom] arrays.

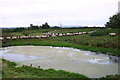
[[0, 0, 119, 27]]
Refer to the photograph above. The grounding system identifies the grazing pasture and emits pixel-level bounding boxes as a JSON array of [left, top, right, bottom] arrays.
[[2, 28, 119, 56]]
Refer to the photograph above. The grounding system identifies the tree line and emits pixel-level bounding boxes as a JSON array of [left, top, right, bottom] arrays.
[[2, 22, 61, 33], [2, 12, 120, 34], [105, 13, 120, 28], [29, 22, 50, 30]]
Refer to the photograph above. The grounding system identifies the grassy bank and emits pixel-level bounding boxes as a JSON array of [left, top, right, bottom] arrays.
[[1, 59, 119, 80], [2, 59, 89, 79]]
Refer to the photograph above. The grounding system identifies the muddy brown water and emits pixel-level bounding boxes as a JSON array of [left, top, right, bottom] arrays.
[[0, 46, 119, 78]]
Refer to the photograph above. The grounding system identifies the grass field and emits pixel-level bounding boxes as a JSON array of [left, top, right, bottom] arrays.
[[2, 28, 120, 56], [3, 28, 97, 36]]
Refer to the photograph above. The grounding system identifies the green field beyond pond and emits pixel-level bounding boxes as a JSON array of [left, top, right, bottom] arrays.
[[2, 28, 120, 56], [3, 28, 95, 36]]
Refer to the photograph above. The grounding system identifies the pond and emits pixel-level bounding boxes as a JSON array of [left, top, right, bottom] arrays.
[[0, 46, 119, 78]]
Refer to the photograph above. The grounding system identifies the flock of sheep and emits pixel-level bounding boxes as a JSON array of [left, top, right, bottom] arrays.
[[0, 31, 116, 40], [1, 31, 95, 40]]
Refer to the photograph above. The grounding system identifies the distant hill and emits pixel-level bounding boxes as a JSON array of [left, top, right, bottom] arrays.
[[62, 25, 88, 28]]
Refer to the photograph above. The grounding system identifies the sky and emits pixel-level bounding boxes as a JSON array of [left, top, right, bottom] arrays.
[[0, 0, 119, 28]]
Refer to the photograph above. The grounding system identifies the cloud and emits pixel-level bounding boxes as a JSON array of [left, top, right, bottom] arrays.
[[0, 0, 119, 27]]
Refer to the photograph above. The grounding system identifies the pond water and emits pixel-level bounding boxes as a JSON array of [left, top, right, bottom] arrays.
[[0, 46, 119, 78]]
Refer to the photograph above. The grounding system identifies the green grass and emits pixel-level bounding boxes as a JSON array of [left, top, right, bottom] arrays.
[[3, 28, 119, 50], [5, 28, 96, 36], [1, 59, 120, 79], [99, 74, 120, 80], [2, 28, 120, 56], [90, 28, 118, 36], [2, 37, 120, 56], [2, 59, 89, 79]]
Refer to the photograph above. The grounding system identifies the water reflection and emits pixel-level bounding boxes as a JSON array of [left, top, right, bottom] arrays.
[[0, 49, 46, 62]]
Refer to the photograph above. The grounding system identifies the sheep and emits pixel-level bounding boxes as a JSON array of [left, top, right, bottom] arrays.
[[109, 33, 116, 37], [82, 32, 86, 34], [36, 36, 41, 38], [0, 37, 3, 40], [6, 37, 11, 39], [60, 33, 62, 36], [12, 36, 17, 39], [78, 32, 82, 34]]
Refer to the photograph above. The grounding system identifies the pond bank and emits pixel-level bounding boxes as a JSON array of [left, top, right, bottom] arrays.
[[1, 59, 119, 79], [2, 59, 89, 79], [2, 39, 120, 57]]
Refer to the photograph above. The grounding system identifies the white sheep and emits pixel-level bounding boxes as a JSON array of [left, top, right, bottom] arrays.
[[109, 33, 116, 36]]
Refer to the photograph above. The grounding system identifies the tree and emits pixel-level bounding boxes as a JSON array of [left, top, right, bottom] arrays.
[[105, 13, 120, 28], [41, 22, 50, 29], [29, 24, 39, 30]]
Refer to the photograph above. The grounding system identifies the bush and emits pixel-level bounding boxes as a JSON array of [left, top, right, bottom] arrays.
[[90, 30, 108, 36]]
